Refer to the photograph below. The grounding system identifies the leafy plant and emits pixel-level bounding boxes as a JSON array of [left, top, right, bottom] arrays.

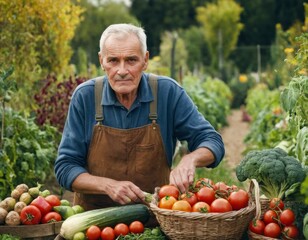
[[244, 84, 286, 152], [34, 75, 86, 131], [182, 75, 232, 130], [0, 109, 60, 200], [0, 66, 17, 148]]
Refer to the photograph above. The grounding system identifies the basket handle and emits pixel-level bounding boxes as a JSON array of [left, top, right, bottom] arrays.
[[250, 179, 261, 220]]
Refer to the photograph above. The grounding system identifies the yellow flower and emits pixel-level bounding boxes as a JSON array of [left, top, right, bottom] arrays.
[[284, 48, 294, 54], [152, 56, 161, 62], [239, 74, 248, 83], [298, 68, 307, 75]]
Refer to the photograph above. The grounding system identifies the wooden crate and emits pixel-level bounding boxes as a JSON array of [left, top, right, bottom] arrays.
[[0, 222, 62, 240]]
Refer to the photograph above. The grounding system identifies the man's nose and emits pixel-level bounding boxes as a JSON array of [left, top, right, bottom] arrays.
[[117, 61, 128, 76]]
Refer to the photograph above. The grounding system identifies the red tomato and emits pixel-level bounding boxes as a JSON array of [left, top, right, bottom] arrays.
[[158, 196, 177, 209], [228, 184, 239, 192], [280, 209, 295, 226], [20, 205, 42, 225], [196, 186, 216, 205], [264, 222, 281, 238], [86, 225, 101, 240], [282, 225, 299, 239], [192, 201, 211, 213], [30, 196, 52, 216], [195, 178, 214, 188], [180, 192, 198, 207], [214, 181, 229, 191], [129, 221, 144, 234], [101, 227, 115, 240], [249, 219, 265, 235], [41, 211, 62, 223], [114, 223, 129, 236], [210, 198, 233, 213], [45, 194, 61, 207], [269, 198, 284, 211], [158, 185, 180, 199], [171, 200, 192, 212], [228, 189, 249, 210], [263, 209, 279, 224]]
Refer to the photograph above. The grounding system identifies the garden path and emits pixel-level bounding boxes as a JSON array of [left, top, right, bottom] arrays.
[[220, 109, 250, 168]]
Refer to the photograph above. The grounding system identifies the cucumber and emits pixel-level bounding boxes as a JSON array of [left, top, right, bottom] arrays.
[[60, 204, 150, 240]]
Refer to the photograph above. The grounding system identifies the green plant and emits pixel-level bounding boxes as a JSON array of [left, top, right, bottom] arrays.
[[0, 109, 60, 199], [236, 148, 306, 200], [0, 66, 17, 148], [182, 75, 232, 130], [244, 83, 287, 152], [34, 75, 86, 131]]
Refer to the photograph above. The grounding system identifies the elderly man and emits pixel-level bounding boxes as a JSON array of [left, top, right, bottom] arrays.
[[54, 23, 225, 210]]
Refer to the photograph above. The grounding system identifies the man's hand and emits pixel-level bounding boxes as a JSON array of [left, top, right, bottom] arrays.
[[72, 173, 145, 205], [169, 154, 195, 193], [169, 147, 215, 193], [105, 180, 145, 205]]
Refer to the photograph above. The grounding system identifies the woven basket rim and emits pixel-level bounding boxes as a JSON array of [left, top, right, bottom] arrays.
[[247, 230, 279, 240]]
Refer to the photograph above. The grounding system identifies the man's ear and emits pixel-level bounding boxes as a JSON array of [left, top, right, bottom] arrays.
[[98, 52, 104, 70], [143, 51, 149, 70]]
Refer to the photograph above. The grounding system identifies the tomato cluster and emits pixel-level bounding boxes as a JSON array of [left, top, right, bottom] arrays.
[[84, 221, 145, 240], [249, 198, 299, 239], [157, 178, 249, 213], [0, 183, 81, 226], [20, 195, 62, 225]]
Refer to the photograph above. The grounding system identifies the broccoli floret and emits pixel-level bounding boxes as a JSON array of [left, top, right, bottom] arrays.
[[236, 147, 306, 199]]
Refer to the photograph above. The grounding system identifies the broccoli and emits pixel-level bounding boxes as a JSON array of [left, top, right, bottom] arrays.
[[236, 147, 306, 200]]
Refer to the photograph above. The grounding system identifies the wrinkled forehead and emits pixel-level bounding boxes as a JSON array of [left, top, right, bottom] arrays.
[[103, 33, 141, 54]]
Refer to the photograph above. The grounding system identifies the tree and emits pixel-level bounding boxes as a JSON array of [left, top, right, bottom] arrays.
[[70, 0, 138, 68], [159, 31, 188, 80], [130, 0, 207, 56], [181, 26, 210, 73], [0, 0, 83, 111], [196, 0, 243, 74]]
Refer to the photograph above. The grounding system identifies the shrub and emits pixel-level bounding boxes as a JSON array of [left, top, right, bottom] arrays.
[[34, 75, 87, 131], [0, 108, 60, 199]]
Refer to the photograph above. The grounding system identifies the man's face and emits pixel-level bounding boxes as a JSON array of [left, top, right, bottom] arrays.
[[99, 33, 149, 96]]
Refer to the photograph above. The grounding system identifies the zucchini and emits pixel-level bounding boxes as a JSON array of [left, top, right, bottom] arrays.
[[60, 204, 150, 239]]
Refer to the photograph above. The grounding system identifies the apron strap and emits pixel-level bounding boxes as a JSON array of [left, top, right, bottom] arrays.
[[148, 74, 158, 122], [94, 77, 104, 124], [94, 74, 158, 124]]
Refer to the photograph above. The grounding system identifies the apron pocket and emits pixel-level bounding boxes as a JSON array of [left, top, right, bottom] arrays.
[[135, 144, 156, 175]]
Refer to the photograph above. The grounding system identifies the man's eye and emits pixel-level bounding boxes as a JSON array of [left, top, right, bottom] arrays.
[[127, 58, 137, 63], [108, 58, 118, 63]]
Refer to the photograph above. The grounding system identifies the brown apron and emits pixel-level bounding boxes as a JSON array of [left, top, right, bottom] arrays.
[[74, 74, 170, 210]]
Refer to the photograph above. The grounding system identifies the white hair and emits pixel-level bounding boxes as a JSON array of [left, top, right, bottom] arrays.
[[99, 23, 147, 56]]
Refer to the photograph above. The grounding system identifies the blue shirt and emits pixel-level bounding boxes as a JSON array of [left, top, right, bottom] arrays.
[[54, 73, 225, 190]]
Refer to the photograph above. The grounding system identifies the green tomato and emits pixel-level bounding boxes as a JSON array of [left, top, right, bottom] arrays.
[[151, 227, 162, 236], [60, 199, 71, 206], [72, 204, 84, 214], [73, 232, 85, 240]]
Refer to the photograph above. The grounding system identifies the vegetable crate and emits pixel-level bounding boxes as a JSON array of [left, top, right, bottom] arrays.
[[0, 221, 62, 240], [150, 179, 259, 240]]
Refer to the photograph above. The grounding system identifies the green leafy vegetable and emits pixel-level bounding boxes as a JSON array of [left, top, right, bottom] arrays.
[[236, 147, 306, 200]]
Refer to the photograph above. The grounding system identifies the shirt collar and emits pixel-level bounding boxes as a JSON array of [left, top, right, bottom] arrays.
[[102, 73, 154, 106]]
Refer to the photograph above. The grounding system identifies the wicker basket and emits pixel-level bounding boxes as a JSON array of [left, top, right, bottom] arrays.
[[248, 230, 279, 240], [260, 197, 270, 216], [149, 179, 259, 240]]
